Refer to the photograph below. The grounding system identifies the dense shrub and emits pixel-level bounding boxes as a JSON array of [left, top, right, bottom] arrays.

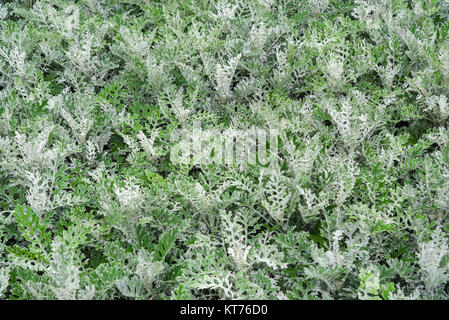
[[0, 0, 448, 300]]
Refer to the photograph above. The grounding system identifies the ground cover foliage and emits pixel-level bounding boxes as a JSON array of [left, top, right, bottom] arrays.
[[0, 0, 449, 300]]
